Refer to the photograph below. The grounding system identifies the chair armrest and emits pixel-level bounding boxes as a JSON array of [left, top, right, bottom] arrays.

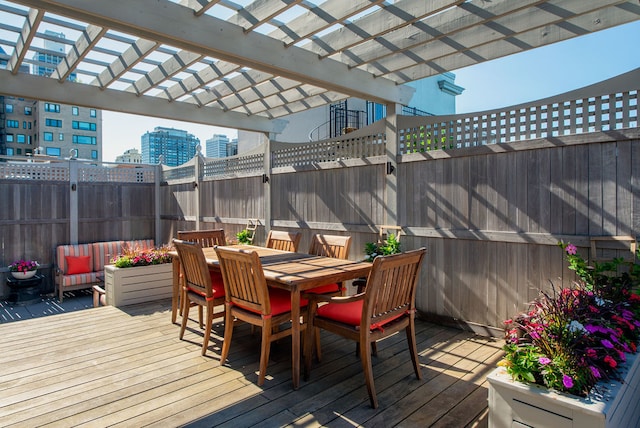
[[303, 292, 365, 304]]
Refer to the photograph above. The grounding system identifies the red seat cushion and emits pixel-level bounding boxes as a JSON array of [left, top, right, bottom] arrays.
[[305, 283, 340, 294], [317, 300, 363, 326], [65, 255, 92, 275], [210, 271, 225, 297], [235, 288, 308, 316], [317, 300, 407, 330]]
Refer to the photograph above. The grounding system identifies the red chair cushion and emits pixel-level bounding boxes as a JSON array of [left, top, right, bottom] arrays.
[[65, 255, 92, 275], [317, 300, 362, 326], [305, 283, 340, 294], [317, 300, 406, 330], [210, 271, 225, 297], [235, 288, 308, 316], [187, 285, 225, 300]]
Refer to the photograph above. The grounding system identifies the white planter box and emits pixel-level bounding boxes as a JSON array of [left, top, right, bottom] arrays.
[[487, 351, 640, 428], [104, 263, 173, 307]]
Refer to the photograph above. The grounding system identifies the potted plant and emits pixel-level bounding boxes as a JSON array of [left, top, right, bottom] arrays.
[[363, 233, 401, 262], [104, 245, 173, 307], [488, 242, 640, 427], [8, 259, 40, 279], [236, 229, 252, 245]]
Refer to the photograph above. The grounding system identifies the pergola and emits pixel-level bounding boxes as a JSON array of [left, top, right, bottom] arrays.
[[0, 0, 638, 136]]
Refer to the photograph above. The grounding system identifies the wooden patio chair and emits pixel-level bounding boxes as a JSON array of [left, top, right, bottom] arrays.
[[176, 229, 226, 323], [173, 239, 226, 356], [265, 230, 302, 252], [304, 234, 352, 296], [215, 246, 308, 386], [303, 248, 427, 408]]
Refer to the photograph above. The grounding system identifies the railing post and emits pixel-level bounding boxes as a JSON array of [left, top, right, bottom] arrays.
[[69, 158, 79, 244], [384, 102, 401, 226], [155, 162, 162, 246], [194, 148, 202, 231]]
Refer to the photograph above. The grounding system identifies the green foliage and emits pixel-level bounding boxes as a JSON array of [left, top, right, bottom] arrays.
[[364, 233, 401, 262], [236, 229, 252, 244]]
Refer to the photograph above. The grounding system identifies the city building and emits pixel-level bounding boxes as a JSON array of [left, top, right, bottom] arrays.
[[205, 134, 237, 158], [33, 30, 77, 82], [0, 33, 102, 160], [141, 127, 199, 166], [115, 148, 142, 164]]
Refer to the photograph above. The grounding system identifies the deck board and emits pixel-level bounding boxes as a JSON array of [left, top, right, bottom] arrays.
[[0, 300, 503, 427]]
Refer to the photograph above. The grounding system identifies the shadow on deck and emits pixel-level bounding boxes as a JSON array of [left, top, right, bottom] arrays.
[[0, 298, 503, 427]]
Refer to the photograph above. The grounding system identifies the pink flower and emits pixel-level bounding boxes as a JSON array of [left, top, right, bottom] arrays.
[[590, 366, 601, 379], [562, 375, 574, 389], [565, 244, 577, 255], [538, 357, 551, 365]]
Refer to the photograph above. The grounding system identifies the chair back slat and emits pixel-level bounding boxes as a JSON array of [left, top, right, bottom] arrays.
[[178, 229, 226, 248], [308, 234, 351, 259], [363, 248, 426, 328], [215, 246, 271, 315], [266, 230, 301, 252], [173, 239, 213, 299]]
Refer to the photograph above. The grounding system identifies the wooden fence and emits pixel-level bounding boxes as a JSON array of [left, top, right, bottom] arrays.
[[1, 69, 638, 335]]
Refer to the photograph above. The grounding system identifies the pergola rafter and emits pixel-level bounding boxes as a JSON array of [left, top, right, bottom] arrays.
[[0, 0, 636, 133]]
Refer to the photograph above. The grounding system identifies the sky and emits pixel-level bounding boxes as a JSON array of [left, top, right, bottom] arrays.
[[101, 20, 640, 162]]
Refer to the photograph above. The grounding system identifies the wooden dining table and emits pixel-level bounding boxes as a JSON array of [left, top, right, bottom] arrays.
[[171, 244, 372, 389]]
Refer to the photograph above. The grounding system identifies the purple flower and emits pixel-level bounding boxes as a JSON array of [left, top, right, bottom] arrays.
[[538, 357, 551, 365], [601, 339, 614, 349], [590, 366, 601, 379], [529, 331, 540, 340], [565, 244, 577, 255], [563, 375, 574, 389]]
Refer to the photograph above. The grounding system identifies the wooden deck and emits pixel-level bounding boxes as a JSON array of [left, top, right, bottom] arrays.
[[0, 299, 503, 427]]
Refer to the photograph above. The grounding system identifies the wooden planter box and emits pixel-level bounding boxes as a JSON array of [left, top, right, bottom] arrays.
[[104, 263, 173, 307], [487, 351, 640, 428]]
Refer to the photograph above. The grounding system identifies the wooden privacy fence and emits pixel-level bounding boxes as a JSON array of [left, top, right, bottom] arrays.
[[2, 69, 638, 335]]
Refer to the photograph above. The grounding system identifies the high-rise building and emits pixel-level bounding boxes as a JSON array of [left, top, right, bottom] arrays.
[[205, 134, 237, 158], [0, 33, 101, 160], [141, 127, 199, 166], [33, 30, 77, 82], [115, 148, 142, 164]]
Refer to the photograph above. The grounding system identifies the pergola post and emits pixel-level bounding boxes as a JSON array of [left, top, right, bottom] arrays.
[[384, 102, 401, 226], [69, 158, 79, 244], [263, 133, 272, 236]]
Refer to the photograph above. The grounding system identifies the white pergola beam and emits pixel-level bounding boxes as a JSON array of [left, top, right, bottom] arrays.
[[0, 69, 286, 134], [52, 24, 107, 82], [8, 7, 43, 74]]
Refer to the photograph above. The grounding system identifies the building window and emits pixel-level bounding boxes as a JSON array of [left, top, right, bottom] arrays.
[[72, 121, 96, 131], [59, 133, 64, 141], [23, 121, 27, 129], [43, 132, 54, 141], [46, 147, 61, 156], [27, 135, 32, 145], [90, 109, 96, 118], [24, 106, 32, 115], [6, 134, 14, 142], [17, 134, 26, 143], [44, 103, 60, 113], [45, 118, 63, 127], [6, 120, 19, 128], [6, 148, 14, 156], [72, 106, 79, 116], [27, 122, 32, 129], [91, 150, 98, 159], [6, 104, 13, 113], [16, 148, 22, 155], [73, 135, 96, 145]]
